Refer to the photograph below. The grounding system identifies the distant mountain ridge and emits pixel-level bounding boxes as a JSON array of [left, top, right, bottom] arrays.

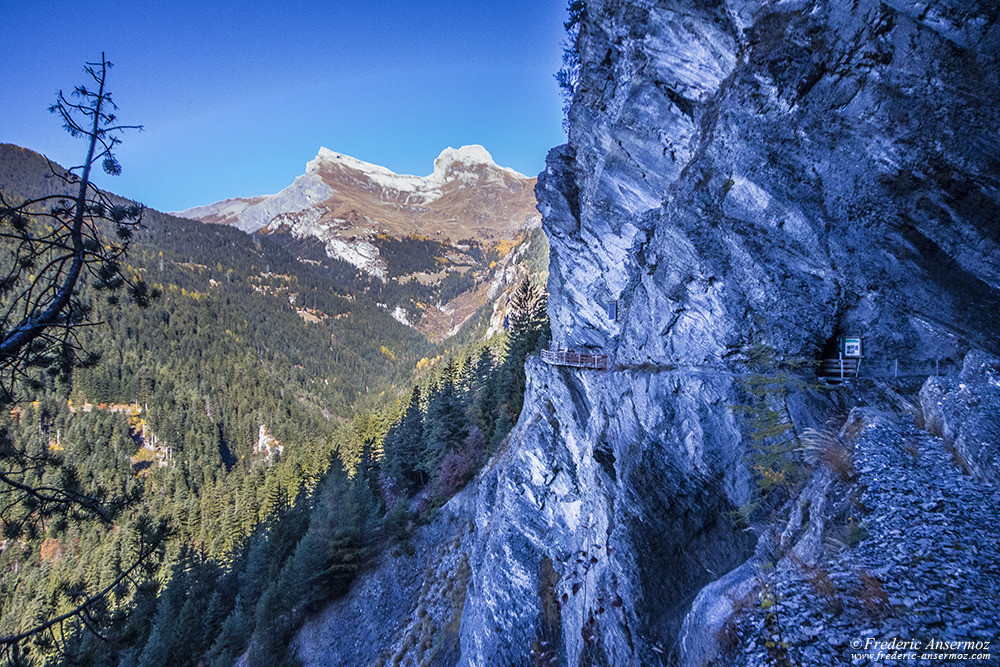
[[0, 141, 440, 470], [175, 145, 540, 277], [177, 145, 545, 340]]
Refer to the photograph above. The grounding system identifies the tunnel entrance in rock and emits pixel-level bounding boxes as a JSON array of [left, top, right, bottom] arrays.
[[817, 334, 863, 383]]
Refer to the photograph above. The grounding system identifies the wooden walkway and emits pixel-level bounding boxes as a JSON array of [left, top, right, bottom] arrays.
[[541, 348, 609, 371], [541, 349, 869, 380]]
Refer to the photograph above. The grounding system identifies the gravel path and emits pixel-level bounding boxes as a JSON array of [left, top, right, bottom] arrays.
[[728, 412, 1000, 666]]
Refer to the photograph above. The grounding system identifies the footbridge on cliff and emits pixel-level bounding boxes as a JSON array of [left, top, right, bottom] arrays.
[[541, 348, 609, 371]]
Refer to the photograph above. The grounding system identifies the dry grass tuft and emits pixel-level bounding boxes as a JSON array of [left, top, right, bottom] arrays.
[[789, 553, 844, 614], [798, 428, 857, 482], [715, 588, 756, 650], [840, 414, 865, 445], [716, 616, 741, 651], [946, 442, 972, 476], [807, 568, 844, 614], [855, 570, 891, 620]]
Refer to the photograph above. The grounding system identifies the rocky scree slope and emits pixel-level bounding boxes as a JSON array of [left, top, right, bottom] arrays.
[[294, 1, 1000, 665], [695, 386, 1000, 666]]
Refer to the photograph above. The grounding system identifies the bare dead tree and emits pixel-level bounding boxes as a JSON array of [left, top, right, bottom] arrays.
[[0, 53, 158, 398]]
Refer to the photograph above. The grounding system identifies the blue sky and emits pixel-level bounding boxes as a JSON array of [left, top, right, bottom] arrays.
[[2, 1, 568, 211]]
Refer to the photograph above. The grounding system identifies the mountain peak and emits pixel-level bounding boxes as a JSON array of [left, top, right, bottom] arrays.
[[178, 145, 538, 247], [434, 145, 526, 179], [311, 147, 399, 178], [310, 145, 525, 183]]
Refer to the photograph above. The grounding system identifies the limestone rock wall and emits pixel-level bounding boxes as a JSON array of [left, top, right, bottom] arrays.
[[548, 0, 1000, 368], [460, 0, 1000, 664], [920, 350, 1000, 486], [458, 359, 755, 664]]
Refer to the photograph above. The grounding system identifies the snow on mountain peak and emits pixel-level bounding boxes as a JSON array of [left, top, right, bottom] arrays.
[[311, 147, 435, 196], [311, 147, 400, 179], [434, 145, 494, 170], [433, 145, 525, 179], [312, 145, 525, 185], [177, 145, 535, 236]]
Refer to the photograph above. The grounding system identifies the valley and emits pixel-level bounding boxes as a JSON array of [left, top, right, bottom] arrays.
[[0, 141, 549, 665], [3, 0, 1000, 665]]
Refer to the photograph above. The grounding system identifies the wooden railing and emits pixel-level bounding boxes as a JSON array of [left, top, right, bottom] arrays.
[[541, 348, 609, 371], [818, 356, 861, 382]]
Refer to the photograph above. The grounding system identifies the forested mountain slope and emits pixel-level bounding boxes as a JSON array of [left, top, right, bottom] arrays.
[[0, 142, 550, 665], [1, 142, 434, 414]]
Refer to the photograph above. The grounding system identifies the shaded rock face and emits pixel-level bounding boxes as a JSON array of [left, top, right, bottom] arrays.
[[293, 501, 475, 667], [545, 0, 1000, 367], [461, 0, 1000, 664], [920, 351, 1000, 485], [458, 360, 756, 664]]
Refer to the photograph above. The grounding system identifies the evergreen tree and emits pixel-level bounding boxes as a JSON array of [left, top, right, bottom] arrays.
[[138, 552, 191, 665], [313, 475, 377, 599], [206, 594, 252, 667], [466, 346, 497, 438], [383, 386, 426, 495], [421, 361, 466, 480], [493, 278, 549, 446]]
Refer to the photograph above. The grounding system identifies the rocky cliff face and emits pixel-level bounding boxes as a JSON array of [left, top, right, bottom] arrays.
[[547, 0, 1000, 368], [460, 1, 998, 663], [294, 1, 1000, 664]]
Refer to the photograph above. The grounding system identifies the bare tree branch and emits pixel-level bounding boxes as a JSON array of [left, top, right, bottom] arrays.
[[0, 53, 167, 655], [0, 54, 156, 403]]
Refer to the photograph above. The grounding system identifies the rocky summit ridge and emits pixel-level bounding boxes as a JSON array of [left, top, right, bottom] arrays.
[[175, 145, 540, 275], [293, 1, 1000, 665]]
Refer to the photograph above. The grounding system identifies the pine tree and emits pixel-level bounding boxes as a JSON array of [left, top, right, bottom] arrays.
[[492, 277, 549, 446], [466, 347, 497, 437], [732, 328, 812, 510], [421, 362, 466, 480], [206, 594, 252, 667], [505, 277, 549, 359], [173, 563, 216, 664], [383, 386, 426, 495], [313, 475, 377, 598], [137, 553, 190, 665]]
